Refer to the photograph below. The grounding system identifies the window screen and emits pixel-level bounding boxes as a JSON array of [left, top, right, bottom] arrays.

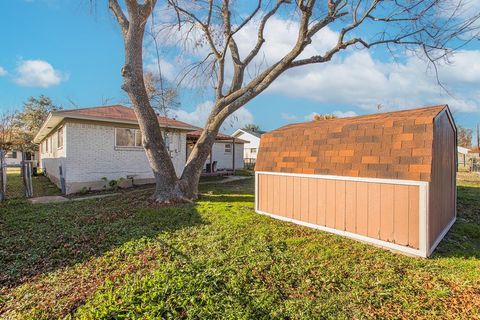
[[116, 128, 141, 147]]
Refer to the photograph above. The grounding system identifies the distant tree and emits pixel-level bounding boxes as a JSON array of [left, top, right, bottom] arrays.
[[243, 124, 261, 132], [477, 123, 479, 151], [457, 126, 473, 148], [0, 111, 18, 152], [313, 114, 338, 121], [13, 95, 61, 152]]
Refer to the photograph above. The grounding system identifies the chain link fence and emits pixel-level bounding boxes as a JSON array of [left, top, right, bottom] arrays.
[[0, 150, 34, 201]]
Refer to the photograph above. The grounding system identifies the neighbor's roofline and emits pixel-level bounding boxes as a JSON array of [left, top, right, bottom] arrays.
[[232, 128, 264, 138]]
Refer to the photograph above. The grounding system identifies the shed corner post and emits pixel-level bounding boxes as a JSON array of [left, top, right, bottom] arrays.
[[419, 181, 429, 257], [255, 171, 259, 212]]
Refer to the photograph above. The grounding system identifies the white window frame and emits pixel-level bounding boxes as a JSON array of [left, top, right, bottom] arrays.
[[114, 128, 143, 149], [224, 143, 232, 154], [57, 126, 64, 149]]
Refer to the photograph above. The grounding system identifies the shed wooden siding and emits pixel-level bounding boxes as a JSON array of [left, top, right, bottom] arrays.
[[428, 111, 456, 248], [257, 173, 420, 249]]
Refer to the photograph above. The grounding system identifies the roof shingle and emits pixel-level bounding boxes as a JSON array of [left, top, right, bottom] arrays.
[[255, 105, 448, 182], [56, 105, 196, 130]]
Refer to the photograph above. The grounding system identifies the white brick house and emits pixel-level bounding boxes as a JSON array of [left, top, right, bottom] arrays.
[[34, 105, 245, 194]]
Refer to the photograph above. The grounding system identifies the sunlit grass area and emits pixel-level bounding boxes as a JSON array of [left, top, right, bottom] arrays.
[[0, 177, 479, 318]]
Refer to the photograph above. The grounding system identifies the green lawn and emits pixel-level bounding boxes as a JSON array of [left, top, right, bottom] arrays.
[[4, 168, 62, 199], [0, 177, 479, 319]]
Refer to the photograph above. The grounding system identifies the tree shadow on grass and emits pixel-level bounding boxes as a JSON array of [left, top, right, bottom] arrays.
[[0, 192, 205, 289], [432, 185, 480, 259], [198, 194, 254, 203]]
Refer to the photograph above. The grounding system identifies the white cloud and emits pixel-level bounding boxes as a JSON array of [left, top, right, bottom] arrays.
[[234, 15, 338, 71], [15, 60, 66, 88], [281, 113, 297, 120], [304, 110, 358, 121], [147, 12, 338, 90], [0, 66, 7, 76], [144, 59, 177, 82], [269, 50, 480, 114], [333, 110, 358, 118], [173, 101, 254, 133], [150, 8, 480, 116]]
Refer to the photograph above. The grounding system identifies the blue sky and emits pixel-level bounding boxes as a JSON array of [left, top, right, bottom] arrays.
[[1, 1, 479, 142]]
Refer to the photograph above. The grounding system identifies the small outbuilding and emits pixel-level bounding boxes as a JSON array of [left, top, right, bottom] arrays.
[[255, 105, 456, 257]]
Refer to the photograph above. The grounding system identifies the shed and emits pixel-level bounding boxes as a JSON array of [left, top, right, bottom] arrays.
[[255, 105, 456, 257]]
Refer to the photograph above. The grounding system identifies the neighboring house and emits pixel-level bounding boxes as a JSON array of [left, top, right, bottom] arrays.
[[457, 146, 470, 170], [457, 146, 480, 171], [4, 150, 38, 167], [187, 130, 245, 172], [34, 105, 243, 194], [231, 129, 265, 166], [256, 105, 456, 258]]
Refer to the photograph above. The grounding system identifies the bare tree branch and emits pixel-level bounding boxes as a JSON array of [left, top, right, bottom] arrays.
[[108, 0, 129, 35]]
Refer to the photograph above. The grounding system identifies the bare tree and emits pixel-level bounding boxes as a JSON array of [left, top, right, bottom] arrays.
[[0, 111, 17, 152], [109, 0, 479, 203], [144, 71, 179, 117], [477, 123, 479, 152], [457, 125, 473, 148]]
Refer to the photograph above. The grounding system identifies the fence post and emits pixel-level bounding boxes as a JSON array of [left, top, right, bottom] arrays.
[[27, 162, 33, 197], [0, 150, 5, 202], [59, 165, 66, 194]]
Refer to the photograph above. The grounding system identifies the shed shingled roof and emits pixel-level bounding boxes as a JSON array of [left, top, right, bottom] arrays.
[[255, 105, 449, 182]]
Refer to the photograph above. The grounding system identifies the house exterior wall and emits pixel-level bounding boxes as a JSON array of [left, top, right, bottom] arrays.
[[428, 111, 456, 254], [256, 172, 429, 256], [40, 120, 187, 194], [233, 130, 260, 161], [39, 124, 67, 188], [204, 142, 244, 170], [243, 132, 260, 160]]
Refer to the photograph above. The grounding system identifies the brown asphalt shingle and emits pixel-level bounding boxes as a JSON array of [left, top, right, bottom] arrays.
[[56, 105, 196, 130], [255, 105, 447, 182]]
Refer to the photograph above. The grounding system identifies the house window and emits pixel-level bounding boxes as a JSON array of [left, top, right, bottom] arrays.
[[135, 130, 142, 147], [46, 139, 49, 153], [225, 143, 232, 153], [6, 151, 17, 158], [57, 127, 64, 149], [164, 133, 170, 151], [115, 128, 142, 147], [251, 148, 257, 153]]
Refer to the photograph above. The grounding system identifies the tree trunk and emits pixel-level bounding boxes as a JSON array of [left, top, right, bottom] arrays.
[[120, 7, 187, 203], [179, 109, 226, 197]]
